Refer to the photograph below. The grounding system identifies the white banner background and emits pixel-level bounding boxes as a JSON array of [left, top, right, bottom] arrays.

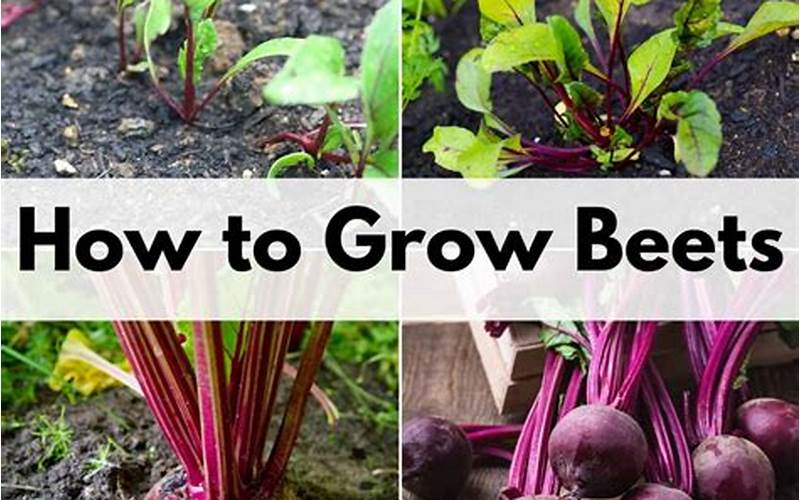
[[1, 179, 797, 320]]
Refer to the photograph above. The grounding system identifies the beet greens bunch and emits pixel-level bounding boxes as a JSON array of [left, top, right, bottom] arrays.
[[423, 0, 798, 177]]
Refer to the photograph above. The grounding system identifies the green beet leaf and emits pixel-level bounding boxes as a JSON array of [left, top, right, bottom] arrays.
[[727, 1, 799, 53], [142, 0, 172, 81], [222, 37, 304, 83], [547, 15, 588, 81], [478, 0, 535, 26], [574, 0, 598, 45], [361, 0, 400, 151], [456, 48, 493, 113], [263, 36, 360, 106], [595, 0, 650, 38], [178, 19, 218, 84], [565, 81, 602, 109], [422, 126, 499, 177], [625, 29, 678, 116], [267, 152, 316, 178], [482, 23, 557, 72], [423, 126, 520, 178], [673, 0, 722, 49], [364, 149, 399, 178], [185, 0, 216, 21], [657, 90, 721, 177]]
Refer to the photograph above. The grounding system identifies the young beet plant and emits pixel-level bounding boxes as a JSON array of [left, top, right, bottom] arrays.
[[116, 0, 322, 125], [423, 0, 799, 177], [112, 321, 332, 500], [260, 0, 400, 179]]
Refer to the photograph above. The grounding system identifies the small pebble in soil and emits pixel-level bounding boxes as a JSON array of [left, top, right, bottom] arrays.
[[658, 169, 672, 177], [117, 118, 157, 138], [63, 125, 80, 147], [242, 169, 254, 179], [54, 159, 78, 176], [70, 44, 86, 62], [239, 3, 257, 12], [61, 93, 79, 109]]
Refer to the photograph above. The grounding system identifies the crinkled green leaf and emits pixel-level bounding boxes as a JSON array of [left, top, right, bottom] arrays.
[[673, 0, 722, 49], [626, 29, 678, 116], [538, 321, 588, 368], [482, 23, 557, 72], [321, 122, 346, 153], [456, 48, 493, 113], [574, 0, 597, 44], [590, 145, 638, 167], [727, 1, 799, 53], [365, 149, 399, 178], [565, 81, 602, 108], [362, 0, 400, 150], [478, 0, 535, 25], [263, 36, 360, 106], [479, 14, 507, 42], [423, 126, 507, 177], [595, 0, 650, 37], [178, 19, 217, 84], [402, 17, 447, 107], [547, 15, 588, 81], [222, 37, 304, 82], [267, 152, 316, 178], [657, 90, 721, 176]]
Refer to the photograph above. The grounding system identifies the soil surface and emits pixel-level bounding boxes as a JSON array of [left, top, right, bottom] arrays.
[[1, 0, 383, 178], [1, 364, 398, 499], [403, 0, 799, 178]]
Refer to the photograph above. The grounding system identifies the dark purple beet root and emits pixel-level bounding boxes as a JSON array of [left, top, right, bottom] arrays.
[[403, 416, 472, 499], [548, 404, 647, 498], [736, 397, 799, 482], [622, 483, 692, 500], [693, 435, 775, 500]]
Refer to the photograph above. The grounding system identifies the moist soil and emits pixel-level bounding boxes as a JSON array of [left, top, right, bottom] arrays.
[[1, 0, 383, 178], [1, 364, 398, 500], [403, 0, 799, 178]]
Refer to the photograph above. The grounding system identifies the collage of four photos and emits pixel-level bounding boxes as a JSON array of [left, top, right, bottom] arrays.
[[1, 0, 799, 499]]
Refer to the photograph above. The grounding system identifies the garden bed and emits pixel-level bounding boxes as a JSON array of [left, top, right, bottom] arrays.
[[1, 364, 398, 499], [0, 0, 382, 178], [402, 0, 799, 178]]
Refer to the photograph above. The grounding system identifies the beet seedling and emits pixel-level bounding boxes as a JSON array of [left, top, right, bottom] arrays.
[[121, 0, 323, 124], [260, 0, 399, 178], [423, 0, 799, 177]]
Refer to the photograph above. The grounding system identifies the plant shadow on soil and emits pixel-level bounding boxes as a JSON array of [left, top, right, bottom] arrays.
[[1, 364, 398, 500], [403, 0, 799, 178], [1, 0, 385, 178]]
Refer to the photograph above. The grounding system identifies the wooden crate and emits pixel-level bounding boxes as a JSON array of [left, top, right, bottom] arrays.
[[470, 322, 798, 415]]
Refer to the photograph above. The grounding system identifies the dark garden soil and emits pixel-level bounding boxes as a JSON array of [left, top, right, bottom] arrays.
[[1, 364, 398, 500], [403, 0, 799, 178], [0, 0, 384, 178]]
